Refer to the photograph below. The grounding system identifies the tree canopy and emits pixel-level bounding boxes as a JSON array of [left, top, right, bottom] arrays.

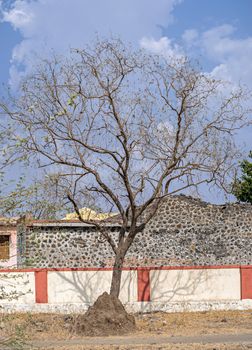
[[232, 151, 252, 204], [0, 38, 251, 296]]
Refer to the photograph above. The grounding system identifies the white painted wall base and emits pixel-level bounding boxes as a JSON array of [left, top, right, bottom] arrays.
[[0, 267, 252, 314], [1, 300, 252, 314], [132, 300, 252, 313]]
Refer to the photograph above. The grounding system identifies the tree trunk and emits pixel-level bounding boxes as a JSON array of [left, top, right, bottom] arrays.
[[110, 249, 126, 298]]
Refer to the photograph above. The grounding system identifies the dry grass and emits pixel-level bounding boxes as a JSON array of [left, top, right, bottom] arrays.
[[135, 309, 252, 337], [0, 310, 251, 349]]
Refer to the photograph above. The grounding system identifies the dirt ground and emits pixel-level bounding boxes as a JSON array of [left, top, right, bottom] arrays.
[[0, 309, 252, 349], [34, 345, 252, 350]]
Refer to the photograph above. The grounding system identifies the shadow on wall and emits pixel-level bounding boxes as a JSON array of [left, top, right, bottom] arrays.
[[151, 269, 208, 301], [48, 269, 137, 306], [0, 271, 32, 304], [46, 266, 240, 309], [0, 266, 243, 312], [138, 267, 240, 312]]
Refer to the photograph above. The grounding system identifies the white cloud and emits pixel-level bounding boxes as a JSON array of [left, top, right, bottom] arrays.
[[182, 29, 198, 46], [182, 24, 252, 88], [201, 25, 247, 61], [1, 0, 181, 88], [2, 2, 33, 29], [2, 1, 252, 93], [140, 36, 184, 59]]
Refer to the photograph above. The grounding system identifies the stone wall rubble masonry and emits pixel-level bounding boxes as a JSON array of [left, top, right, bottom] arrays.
[[17, 195, 252, 268]]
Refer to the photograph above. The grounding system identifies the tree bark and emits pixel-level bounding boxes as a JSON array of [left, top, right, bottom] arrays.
[[110, 248, 126, 298]]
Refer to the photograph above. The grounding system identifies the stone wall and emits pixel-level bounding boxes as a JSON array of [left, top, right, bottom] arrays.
[[18, 195, 252, 268]]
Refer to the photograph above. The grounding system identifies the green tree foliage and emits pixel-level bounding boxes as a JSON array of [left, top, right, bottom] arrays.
[[0, 174, 68, 219], [233, 151, 252, 204]]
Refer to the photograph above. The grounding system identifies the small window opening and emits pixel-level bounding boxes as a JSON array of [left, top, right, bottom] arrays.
[[0, 235, 10, 260]]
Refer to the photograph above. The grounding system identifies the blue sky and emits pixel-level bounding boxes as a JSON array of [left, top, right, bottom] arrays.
[[165, 0, 252, 38], [1, 0, 252, 90], [0, 0, 251, 203]]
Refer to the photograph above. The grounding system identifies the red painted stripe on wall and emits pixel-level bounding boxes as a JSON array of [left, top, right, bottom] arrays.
[[137, 269, 150, 302], [35, 270, 48, 303], [0, 264, 251, 274], [241, 267, 252, 299]]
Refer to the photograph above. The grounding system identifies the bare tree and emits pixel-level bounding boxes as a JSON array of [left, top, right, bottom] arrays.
[[1, 38, 251, 298]]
